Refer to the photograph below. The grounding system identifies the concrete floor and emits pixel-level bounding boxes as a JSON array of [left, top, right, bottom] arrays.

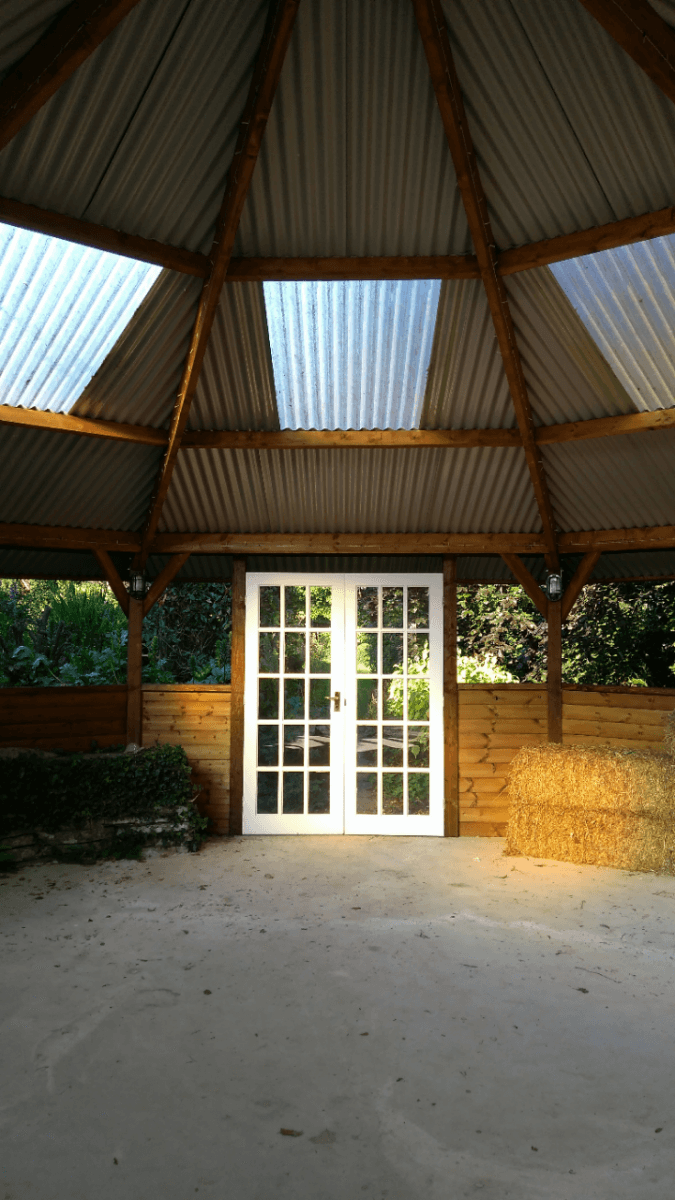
[[2, 837, 675, 1200]]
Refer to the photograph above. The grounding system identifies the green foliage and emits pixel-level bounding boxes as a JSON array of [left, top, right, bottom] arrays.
[[143, 582, 232, 683], [0, 744, 207, 858]]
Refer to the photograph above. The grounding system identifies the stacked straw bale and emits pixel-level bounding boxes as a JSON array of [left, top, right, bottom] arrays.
[[505, 743, 675, 872]]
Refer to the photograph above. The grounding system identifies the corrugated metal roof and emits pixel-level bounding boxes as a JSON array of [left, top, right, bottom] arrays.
[[264, 279, 440, 430], [161, 446, 540, 534], [421, 280, 513, 429], [73, 270, 201, 428], [443, 0, 675, 248], [543, 430, 675, 532], [0, 547, 131, 582], [0, 425, 161, 530], [590, 550, 675, 581], [0, 0, 65, 78], [0, 223, 161, 413], [507, 266, 635, 425], [550, 236, 675, 415], [236, 0, 469, 257], [0, 0, 268, 255], [189, 283, 278, 431]]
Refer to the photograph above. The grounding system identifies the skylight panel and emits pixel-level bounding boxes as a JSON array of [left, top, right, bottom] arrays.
[[550, 235, 675, 413], [0, 223, 162, 413], [263, 279, 442, 429]]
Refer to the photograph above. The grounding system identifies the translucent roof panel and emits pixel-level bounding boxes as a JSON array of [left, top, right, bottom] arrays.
[[263, 279, 442, 429], [549, 235, 675, 414], [0, 223, 162, 413]]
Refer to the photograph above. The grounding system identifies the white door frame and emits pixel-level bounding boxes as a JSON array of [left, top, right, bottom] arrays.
[[243, 572, 443, 836]]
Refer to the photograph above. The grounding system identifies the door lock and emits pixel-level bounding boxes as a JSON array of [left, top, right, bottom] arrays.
[[331, 691, 341, 712]]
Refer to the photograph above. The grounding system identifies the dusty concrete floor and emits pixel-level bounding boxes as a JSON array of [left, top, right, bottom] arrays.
[[2, 836, 675, 1200]]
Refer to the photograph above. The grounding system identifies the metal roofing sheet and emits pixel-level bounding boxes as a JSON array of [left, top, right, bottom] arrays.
[[161, 446, 540, 534], [189, 283, 278, 431], [590, 550, 675, 581], [507, 267, 635, 425], [0, 223, 161, 413], [542, 430, 675, 532], [442, 0, 675, 248], [264, 279, 440, 430], [550, 236, 675, 415], [0, 0, 268, 255], [420, 280, 513, 429], [237, 0, 469, 256], [0, 0, 65, 77], [73, 271, 201, 428], [0, 426, 161, 530]]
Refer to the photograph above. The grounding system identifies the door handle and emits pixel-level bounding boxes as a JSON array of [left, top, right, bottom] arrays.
[[331, 691, 341, 712]]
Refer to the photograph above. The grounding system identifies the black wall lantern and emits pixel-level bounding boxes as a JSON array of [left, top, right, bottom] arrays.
[[127, 571, 147, 601], [545, 572, 562, 602]]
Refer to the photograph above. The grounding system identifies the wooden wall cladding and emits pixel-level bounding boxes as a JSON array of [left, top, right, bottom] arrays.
[[0, 685, 126, 751], [142, 686, 231, 835], [562, 687, 673, 751], [458, 685, 547, 837]]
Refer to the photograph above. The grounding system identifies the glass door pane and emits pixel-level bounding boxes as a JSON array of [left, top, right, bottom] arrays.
[[344, 575, 443, 836], [244, 574, 345, 833]]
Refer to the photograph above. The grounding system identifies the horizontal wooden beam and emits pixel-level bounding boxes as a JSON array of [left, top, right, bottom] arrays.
[[0, 403, 167, 446], [181, 427, 521, 450], [0, 0, 143, 154], [559, 526, 675, 552], [0, 523, 140, 552], [225, 253, 481, 281], [152, 532, 549, 555], [536, 406, 675, 445], [4, 403, 675, 452], [0, 195, 209, 277], [499, 205, 675, 276], [0, 522, 674, 559]]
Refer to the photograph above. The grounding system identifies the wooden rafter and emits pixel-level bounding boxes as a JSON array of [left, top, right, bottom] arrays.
[[412, 0, 559, 566], [0, 196, 209, 277], [0, 0, 143, 154], [578, 0, 675, 105], [226, 253, 480, 281], [562, 551, 602, 620], [93, 549, 129, 616], [0, 523, 140, 552], [0, 404, 167, 446], [143, 553, 191, 615], [500, 554, 548, 618], [138, 0, 300, 565], [559, 526, 675, 552]]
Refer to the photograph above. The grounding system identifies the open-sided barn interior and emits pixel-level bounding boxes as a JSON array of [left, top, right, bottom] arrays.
[[3, 3, 675, 1194]]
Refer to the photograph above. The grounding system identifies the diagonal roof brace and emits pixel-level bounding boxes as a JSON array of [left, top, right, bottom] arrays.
[[412, 0, 560, 569], [578, 0, 675, 105], [137, 0, 301, 567]]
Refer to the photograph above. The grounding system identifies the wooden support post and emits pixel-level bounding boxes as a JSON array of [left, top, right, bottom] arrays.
[[547, 600, 562, 743], [126, 597, 143, 746], [229, 557, 246, 836], [443, 557, 459, 837]]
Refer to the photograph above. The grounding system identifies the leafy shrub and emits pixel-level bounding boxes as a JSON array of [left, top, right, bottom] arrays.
[[0, 744, 207, 855]]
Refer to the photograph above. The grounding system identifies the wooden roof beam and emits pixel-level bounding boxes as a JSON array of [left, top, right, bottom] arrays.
[[226, 253, 480, 281], [499, 205, 675, 276], [93, 548, 129, 616], [0, 523, 140, 552], [0, 196, 209, 277], [561, 551, 602, 620], [578, 0, 675, 106], [0, 403, 167, 446], [500, 554, 548, 618], [143, 553, 191, 615], [413, 0, 559, 569], [138, 0, 301, 566], [0, 0, 143, 154]]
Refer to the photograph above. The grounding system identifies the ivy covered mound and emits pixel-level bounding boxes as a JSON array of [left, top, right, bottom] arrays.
[[0, 744, 207, 865]]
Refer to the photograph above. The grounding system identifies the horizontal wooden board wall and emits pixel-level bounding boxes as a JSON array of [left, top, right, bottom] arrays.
[[0, 685, 126, 751], [142, 686, 231, 834]]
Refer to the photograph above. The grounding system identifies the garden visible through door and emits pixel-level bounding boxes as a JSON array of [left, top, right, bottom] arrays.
[[243, 574, 443, 835]]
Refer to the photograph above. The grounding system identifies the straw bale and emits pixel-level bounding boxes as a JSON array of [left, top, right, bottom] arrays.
[[504, 744, 675, 873]]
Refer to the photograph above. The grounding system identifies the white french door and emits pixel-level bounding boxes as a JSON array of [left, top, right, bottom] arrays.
[[243, 574, 443, 836]]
